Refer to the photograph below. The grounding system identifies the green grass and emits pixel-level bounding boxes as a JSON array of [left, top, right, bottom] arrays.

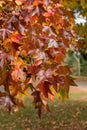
[[0, 93, 87, 130]]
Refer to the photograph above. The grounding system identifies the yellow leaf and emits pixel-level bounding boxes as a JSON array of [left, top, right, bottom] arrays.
[[53, 72, 58, 76], [0, 1, 4, 7], [15, 0, 23, 6], [9, 85, 18, 96], [50, 86, 57, 95], [16, 87, 30, 100], [47, 5, 52, 10]]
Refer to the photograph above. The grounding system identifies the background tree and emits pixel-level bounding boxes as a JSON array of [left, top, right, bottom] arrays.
[[0, 0, 77, 117], [63, 0, 87, 76], [63, 0, 87, 59]]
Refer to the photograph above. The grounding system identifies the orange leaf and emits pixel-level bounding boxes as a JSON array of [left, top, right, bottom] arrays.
[[11, 65, 25, 82], [11, 32, 26, 44], [33, 0, 42, 6], [54, 53, 64, 63]]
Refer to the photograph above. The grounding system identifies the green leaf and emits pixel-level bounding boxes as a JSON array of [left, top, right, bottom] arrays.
[[59, 89, 65, 101]]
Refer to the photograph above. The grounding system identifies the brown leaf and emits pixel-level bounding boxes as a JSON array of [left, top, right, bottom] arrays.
[[38, 81, 53, 98], [31, 90, 42, 118]]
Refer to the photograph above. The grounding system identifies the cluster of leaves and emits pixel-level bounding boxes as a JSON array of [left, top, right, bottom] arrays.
[[0, 0, 77, 117]]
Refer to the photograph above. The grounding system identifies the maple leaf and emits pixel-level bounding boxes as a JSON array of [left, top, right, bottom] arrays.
[[11, 32, 26, 44], [3, 31, 26, 56], [31, 90, 42, 118], [11, 66, 25, 82], [64, 76, 77, 87], [38, 81, 53, 98]]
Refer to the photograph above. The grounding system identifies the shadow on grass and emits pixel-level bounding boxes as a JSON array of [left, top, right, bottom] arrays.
[[0, 97, 87, 130]]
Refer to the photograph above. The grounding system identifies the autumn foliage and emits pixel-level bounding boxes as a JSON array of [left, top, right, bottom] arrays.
[[0, 0, 77, 117]]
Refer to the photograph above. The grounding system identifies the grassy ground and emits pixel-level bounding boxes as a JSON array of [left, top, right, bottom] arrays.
[[0, 86, 87, 130]]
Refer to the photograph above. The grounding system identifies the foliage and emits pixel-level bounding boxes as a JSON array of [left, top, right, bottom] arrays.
[[0, 0, 77, 117], [63, 0, 87, 58]]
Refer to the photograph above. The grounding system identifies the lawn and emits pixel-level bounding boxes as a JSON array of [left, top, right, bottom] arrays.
[[0, 86, 87, 130]]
